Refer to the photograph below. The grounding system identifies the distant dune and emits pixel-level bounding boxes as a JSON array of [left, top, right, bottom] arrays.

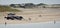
[[0, 6, 20, 12]]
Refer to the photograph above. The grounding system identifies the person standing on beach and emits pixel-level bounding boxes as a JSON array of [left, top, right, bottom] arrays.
[[54, 20, 56, 24], [5, 22, 7, 26]]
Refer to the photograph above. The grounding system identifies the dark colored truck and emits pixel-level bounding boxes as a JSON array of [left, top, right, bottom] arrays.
[[5, 13, 23, 20]]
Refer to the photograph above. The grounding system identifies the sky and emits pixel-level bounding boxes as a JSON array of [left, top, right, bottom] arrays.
[[0, 0, 60, 5]]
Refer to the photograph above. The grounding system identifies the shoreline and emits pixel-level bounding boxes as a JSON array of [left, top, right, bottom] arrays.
[[0, 20, 60, 24]]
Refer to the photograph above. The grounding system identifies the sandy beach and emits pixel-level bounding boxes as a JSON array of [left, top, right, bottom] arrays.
[[0, 8, 60, 24]]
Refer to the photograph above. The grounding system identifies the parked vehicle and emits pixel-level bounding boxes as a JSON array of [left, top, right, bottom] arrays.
[[5, 13, 23, 20]]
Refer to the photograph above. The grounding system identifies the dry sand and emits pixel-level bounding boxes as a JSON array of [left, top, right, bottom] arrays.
[[0, 8, 60, 24]]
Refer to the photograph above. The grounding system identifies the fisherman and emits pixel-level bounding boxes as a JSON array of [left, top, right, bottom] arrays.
[[54, 20, 56, 24], [5, 22, 7, 26]]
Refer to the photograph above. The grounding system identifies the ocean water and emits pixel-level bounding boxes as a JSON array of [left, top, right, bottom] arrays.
[[0, 21, 60, 28]]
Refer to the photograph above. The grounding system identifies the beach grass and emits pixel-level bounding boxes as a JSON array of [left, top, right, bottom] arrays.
[[0, 6, 21, 12]]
